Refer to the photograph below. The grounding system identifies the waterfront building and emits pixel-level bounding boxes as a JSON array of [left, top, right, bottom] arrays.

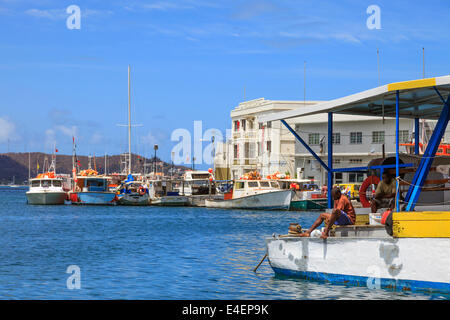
[[214, 98, 322, 180]]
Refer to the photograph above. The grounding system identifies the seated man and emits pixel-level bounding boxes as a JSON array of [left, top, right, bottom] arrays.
[[300, 187, 355, 239], [371, 172, 396, 213]]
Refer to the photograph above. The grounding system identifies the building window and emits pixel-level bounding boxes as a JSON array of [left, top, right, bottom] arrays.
[[350, 132, 362, 144], [349, 173, 365, 183], [266, 121, 272, 128], [234, 120, 240, 132], [259, 122, 264, 129], [332, 133, 340, 145], [399, 130, 409, 143], [266, 141, 272, 153], [242, 119, 246, 131], [334, 172, 343, 184], [333, 158, 341, 165], [349, 159, 363, 164], [308, 133, 320, 145], [372, 131, 385, 144], [233, 144, 239, 159]]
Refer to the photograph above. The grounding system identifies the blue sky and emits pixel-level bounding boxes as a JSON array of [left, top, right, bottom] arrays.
[[1, 0, 450, 167]]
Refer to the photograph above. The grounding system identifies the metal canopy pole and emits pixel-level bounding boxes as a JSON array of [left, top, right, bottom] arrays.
[[396, 91, 400, 212], [404, 92, 450, 211], [280, 119, 330, 172], [414, 118, 420, 155], [327, 112, 333, 209]]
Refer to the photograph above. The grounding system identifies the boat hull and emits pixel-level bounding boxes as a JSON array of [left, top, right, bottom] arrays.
[[26, 191, 67, 205], [71, 192, 117, 205], [151, 196, 189, 206], [266, 236, 450, 293], [118, 194, 150, 206], [290, 199, 327, 211], [205, 190, 292, 210]]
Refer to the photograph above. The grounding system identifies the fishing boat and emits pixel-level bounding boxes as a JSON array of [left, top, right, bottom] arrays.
[[204, 179, 292, 210], [26, 173, 69, 205], [276, 179, 328, 211], [26, 152, 71, 205], [148, 179, 189, 206], [117, 174, 150, 206], [69, 171, 117, 205], [176, 170, 216, 196], [259, 75, 450, 293]]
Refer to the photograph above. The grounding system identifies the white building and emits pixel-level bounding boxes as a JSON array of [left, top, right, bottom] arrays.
[[293, 114, 421, 186], [214, 98, 322, 180]]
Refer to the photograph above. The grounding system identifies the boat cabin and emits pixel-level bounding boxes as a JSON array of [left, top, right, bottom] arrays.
[[74, 176, 110, 193], [232, 180, 280, 198]]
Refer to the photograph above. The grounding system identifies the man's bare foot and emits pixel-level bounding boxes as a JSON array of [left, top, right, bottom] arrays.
[[320, 231, 328, 239]]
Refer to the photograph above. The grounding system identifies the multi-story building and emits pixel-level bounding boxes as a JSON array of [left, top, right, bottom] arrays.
[[214, 98, 322, 180], [293, 114, 418, 185], [214, 98, 447, 184]]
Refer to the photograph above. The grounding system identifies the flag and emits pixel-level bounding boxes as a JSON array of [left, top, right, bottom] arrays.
[[55, 148, 58, 153], [37, 162, 39, 170]]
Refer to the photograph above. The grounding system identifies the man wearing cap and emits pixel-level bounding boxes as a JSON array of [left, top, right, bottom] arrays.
[[300, 187, 355, 239]]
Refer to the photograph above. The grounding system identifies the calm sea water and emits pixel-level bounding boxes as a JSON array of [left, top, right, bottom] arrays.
[[0, 186, 446, 300]]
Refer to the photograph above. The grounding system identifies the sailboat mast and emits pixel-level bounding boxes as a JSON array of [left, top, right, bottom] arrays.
[[128, 65, 132, 175]]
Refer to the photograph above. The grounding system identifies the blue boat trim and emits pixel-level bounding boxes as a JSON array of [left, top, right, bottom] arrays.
[[271, 267, 450, 294]]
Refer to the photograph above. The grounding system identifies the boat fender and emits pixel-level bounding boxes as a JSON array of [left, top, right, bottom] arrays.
[[384, 210, 394, 236], [381, 209, 392, 225], [310, 230, 322, 238]]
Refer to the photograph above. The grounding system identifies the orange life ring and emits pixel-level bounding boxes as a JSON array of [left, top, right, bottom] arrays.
[[138, 186, 146, 196], [359, 175, 380, 208]]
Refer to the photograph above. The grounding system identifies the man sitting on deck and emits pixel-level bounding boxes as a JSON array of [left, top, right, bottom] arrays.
[[371, 172, 396, 213], [300, 187, 355, 239]]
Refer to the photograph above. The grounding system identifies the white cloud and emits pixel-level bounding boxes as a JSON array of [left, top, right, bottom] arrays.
[[0, 117, 15, 143], [55, 125, 77, 137]]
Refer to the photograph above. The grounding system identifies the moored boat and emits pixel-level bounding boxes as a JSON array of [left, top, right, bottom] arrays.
[[205, 179, 292, 210], [69, 171, 117, 205], [26, 174, 68, 205], [266, 212, 450, 293], [117, 175, 150, 206]]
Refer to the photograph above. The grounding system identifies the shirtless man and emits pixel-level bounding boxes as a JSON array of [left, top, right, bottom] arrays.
[[300, 187, 356, 239]]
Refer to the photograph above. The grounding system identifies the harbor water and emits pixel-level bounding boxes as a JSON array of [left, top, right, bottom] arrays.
[[0, 187, 446, 300]]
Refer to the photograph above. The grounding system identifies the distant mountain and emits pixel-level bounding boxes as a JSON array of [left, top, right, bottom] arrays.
[[0, 153, 189, 184]]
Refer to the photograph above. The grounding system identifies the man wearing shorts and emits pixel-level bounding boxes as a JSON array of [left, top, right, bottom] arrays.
[[300, 187, 355, 239]]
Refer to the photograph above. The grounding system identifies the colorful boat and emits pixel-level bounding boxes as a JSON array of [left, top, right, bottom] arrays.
[[266, 212, 450, 293], [259, 74, 450, 293], [69, 174, 117, 205]]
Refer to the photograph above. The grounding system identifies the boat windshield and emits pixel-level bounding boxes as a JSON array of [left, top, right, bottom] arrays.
[[31, 180, 40, 187], [53, 180, 62, 187], [260, 181, 270, 188], [270, 181, 279, 188], [191, 174, 210, 180], [247, 181, 259, 188]]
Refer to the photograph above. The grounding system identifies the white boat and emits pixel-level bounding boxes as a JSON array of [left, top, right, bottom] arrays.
[[148, 179, 189, 206], [117, 179, 150, 206], [266, 214, 450, 293], [26, 174, 68, 205], [26, 152, 71, 205], [176, 170, 215, 196], [205, 180, 292, 210]]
